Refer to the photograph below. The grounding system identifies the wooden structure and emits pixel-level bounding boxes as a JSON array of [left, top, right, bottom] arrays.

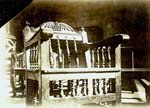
[[10, 51, 25, 96], [22, 21, 129, 107], [141, 79, 150, 102], [121, 47, 150, 102]]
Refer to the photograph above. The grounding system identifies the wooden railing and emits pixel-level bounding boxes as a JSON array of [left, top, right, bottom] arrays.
[[16, 52, 25, 69]]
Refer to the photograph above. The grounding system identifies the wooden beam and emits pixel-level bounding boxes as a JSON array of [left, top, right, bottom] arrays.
[[141, 79, 150, 102], [133, 79, 146, 102]]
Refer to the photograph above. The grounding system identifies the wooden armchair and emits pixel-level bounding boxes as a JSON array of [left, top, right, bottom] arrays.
[[23, 21, 129, 107]]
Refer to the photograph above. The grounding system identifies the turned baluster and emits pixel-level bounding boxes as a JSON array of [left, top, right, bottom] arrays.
[[104, 79, 109, 94], [74, 38, 79, 68], [18, 56, 20, 67], [99, 79, 104, 95], [34, 46, 37, 69], [30, 47, 33, 68], [83, 79, 87, 96], [72, 79, 76, 96], [49, 39, 54, 68], [107, 46, 111, 68], [109, 78, 113, 93], [32, 47, 34, 68], [16, 56, 18, 67], [96, 47, 101, 68], [31, 47, 34, 69], [17, 56, 19, 67], [29, 48, 31, 68], [91, 49, 95, 68], [66, 39, 71, 68], [20, 56, 22, 67], [57, 37, 63, 68], [94, 79, 98, 95], [33, 46, 36, 69], [103, 79, 110, 106], [35, 45, 38, 68], [107, 46, 113, 93], [19, 56, 21, 67], [67, 80, 72, 96], [76, 80, 80, 96], [60, 80, 65, 97], [49, 81, 52, 97], [101, 46, 106, 68]]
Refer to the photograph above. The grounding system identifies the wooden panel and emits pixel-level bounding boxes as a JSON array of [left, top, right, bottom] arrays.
[[47, 93, 116, 104], [115, 71, 121, 105], [42, 72, 116, 80], [42, 75, 50, 104], [27, 71, 39, 80], [52, 33, 82, 41]]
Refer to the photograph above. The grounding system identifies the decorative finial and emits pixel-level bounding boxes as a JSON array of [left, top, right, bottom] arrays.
[[81, 26, 85, 31]]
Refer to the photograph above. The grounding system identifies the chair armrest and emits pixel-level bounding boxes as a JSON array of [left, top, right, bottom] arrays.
[[88, 34, 130, 49]]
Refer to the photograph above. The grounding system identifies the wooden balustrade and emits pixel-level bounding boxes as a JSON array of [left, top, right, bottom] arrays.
[[29, 45, 39, 69], [31, 39, 114, 70], [90, 46, 113, 68], [47, 78, 115, 98], [15, 52, 24, 69]]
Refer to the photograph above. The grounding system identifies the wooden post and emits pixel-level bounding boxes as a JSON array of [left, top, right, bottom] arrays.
[[115, 44, 121, 106], [23, 23, 29, 105], [74, 39, 79, 68], [38, 35, 42, 104], [49, 39, 54, 68], [57, 38, 63, 68], [42, 75, 50, 105], [66, 39, 71, 68], [131, 50, 134, 69]]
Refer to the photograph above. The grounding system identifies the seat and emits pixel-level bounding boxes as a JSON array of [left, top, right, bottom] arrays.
[[23, 21, 129, 106]]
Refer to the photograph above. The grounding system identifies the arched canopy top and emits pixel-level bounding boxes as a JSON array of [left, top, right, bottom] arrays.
[[41, 21, 78, 34], [24, 21, 85, 48]]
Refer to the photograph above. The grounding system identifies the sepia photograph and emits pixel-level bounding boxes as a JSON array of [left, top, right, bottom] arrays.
[[0, 0, 150, 108]]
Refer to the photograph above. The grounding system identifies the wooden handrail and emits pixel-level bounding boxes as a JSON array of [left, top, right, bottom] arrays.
[[88, 34, 130, 49]]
